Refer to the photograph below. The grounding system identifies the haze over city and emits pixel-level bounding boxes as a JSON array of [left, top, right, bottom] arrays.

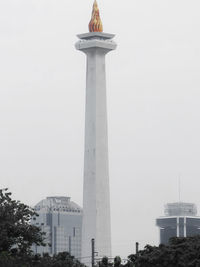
[[1, 0, 200, 259]]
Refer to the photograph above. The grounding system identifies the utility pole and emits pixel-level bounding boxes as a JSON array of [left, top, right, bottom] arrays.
[[136, 242, 139, 254], [91, 238, 95, 267], [135, 242, 139, 267], [69, 236, 71, 255]]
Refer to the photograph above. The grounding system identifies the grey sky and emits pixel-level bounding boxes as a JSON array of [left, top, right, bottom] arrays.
[[1, 0, 200, 258]]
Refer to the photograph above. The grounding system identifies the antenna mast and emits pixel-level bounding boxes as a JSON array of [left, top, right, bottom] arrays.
[[178, 174, 181, 202]]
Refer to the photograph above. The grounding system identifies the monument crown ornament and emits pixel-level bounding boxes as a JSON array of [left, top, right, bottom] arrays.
[[89, 0, 103, 32]]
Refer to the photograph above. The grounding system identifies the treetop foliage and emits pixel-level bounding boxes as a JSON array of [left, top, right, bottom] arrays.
[[128, 235, 200, 267], [0, 188, 44, 255], [0, 251, 86, 267]]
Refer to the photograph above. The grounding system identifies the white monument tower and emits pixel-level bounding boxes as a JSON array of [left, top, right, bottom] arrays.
[[75, 0, 117, 262]]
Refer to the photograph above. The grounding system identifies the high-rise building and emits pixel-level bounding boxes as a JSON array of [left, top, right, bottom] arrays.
[[156, 202, 200, 244], [31, 196, 82, 259], [75, 0, 117, 262]]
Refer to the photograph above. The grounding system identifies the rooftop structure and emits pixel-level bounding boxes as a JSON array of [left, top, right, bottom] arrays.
[[34, 196, 82, 213], [164, 202, 197, 217]]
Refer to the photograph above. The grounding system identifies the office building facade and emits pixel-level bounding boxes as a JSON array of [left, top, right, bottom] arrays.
[[156, 202, 200, 244], [31, 196, 82, 259]]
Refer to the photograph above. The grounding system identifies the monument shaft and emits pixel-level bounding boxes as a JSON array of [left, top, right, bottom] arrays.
[[76, 33, 116, 260], [84, 47, 111, 259]]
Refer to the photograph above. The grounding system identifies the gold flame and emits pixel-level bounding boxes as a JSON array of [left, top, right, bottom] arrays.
[[89, 0, 103, 32]]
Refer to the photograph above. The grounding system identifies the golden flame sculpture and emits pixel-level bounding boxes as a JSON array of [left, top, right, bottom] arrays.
[[89, 0, 103, 32]]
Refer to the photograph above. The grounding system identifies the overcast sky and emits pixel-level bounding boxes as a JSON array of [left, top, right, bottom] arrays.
[[1, 0, 200, 258]]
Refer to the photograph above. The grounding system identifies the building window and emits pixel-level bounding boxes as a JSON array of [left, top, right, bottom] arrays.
[[73, 227, 76, 237]]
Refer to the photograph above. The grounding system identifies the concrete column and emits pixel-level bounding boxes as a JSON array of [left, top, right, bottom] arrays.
[[177, 217, 180, 237], [184, 217, 187, 237]]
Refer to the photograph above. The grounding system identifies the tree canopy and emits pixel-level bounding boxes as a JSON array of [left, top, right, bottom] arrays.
[[128, 236, 200, 267], [0, 251, 85, 267], [0, 188, 44, 255]]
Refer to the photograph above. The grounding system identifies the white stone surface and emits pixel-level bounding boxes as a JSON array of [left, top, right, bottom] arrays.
[[76, 33, 116, 264]]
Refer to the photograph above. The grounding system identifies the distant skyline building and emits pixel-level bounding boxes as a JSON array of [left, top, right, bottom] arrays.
[[75, 0, 117, 262], [156, 202, 200, 244], [31, 196, 82, 259]]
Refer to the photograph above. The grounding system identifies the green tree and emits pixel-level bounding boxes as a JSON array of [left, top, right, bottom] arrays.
[[114, 256, 122, 267], [31, 252, 85, 267], [0, 188, 45, 255], [0, 251, 86, 267], [128, 236, 200, 267], [99, 256, 109, 267]]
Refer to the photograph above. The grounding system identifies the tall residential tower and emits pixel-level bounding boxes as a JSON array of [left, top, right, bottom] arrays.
[[75, 0, 117, 261]]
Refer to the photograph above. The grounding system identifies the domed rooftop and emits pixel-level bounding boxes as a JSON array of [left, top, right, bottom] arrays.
[[34, 196, 82, 214]]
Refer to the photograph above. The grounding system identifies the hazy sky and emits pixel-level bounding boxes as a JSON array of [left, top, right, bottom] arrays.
[[1, 0, 200, 258]]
